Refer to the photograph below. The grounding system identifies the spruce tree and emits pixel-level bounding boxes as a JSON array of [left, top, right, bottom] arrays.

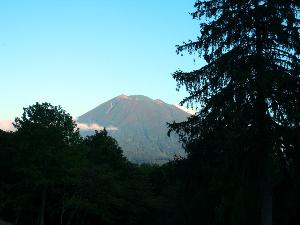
[[170, 1, 299, 224]]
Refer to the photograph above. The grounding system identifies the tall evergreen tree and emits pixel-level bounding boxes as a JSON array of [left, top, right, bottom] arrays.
[[170, 1, 299, 225]]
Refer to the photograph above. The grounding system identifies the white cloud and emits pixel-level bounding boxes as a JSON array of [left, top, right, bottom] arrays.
[[0, 120, 15, 131], [106, 125, 118, 131], [76, 123, 118, 131], [173, 104, 197, 115], [0, 120, 118, 132], [77, 123, 103, 130]]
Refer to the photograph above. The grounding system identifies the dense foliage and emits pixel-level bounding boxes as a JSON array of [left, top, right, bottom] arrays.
[[169, 0, 299, 225], [0, 103, 182, 225]]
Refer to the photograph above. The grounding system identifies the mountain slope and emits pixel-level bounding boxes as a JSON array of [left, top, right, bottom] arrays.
[[77, 95, 189, 163]]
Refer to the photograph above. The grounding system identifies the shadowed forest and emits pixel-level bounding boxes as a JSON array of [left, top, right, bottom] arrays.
[[0, 1, 299, 225]]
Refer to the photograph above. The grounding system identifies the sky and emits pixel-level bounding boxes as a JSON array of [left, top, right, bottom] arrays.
[[0, 0, 204, 123]]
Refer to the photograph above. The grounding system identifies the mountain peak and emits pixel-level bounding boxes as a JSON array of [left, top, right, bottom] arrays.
[[116, 95, 152, 101], [155, 99, 165, 104], [117, 94, 129, 99], [128, 95, 151, 101], [78, 94, 189, 163]]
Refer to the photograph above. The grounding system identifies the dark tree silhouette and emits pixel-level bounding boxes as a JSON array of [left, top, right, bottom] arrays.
[[1, 103, 183, 225], [13, 103, 81, 225], [84, 129, 127, 168], [169, 1, 299, 225]]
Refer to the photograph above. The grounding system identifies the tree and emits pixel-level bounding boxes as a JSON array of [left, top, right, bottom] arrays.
[[0, 130, 16, 219], [14, 102, 80, 145], [13, 102, 81, 225], [63, 130, 155, 225], [84, 129, 127, 169], [169, 1, 299, 225]]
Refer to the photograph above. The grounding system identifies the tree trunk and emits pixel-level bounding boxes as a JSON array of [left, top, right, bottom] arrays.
[[60, 199, 65, 225], [15, 213, 19, 225], [67, 209, 77, 225], [40, 188, 46, 225], [254, 2, 273, 224], [261, 179, 272, 225], [80, 212, 87, 225]]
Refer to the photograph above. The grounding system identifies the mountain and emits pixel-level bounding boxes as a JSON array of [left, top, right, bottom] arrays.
[[173, 104, 196, 115], [77, 95, 190, 164]]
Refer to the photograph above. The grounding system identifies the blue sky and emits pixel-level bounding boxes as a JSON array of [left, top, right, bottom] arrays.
[[0, 0, 204, 120]]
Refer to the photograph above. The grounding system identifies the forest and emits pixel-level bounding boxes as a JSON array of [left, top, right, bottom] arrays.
[[1, 0, 299, 225], [0, 103, 184, 225]]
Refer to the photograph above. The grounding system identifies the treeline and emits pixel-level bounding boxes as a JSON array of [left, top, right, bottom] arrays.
[[0, 103, 181, 225], [1, 103, 299, 225]]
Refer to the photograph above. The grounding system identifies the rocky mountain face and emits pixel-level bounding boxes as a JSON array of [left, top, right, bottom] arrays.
[[77, 95, 190, 164]]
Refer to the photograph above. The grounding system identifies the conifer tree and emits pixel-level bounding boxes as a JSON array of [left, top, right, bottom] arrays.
[[170, 1, 299, 224]]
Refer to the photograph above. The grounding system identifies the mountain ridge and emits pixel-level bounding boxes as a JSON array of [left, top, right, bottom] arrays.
[[77, 95, 189, 164]]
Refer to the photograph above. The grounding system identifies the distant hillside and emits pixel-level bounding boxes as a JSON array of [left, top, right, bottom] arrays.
[[77, 95, 190, 164]]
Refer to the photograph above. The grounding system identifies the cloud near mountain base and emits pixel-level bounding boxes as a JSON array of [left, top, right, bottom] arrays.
[[0, 120, 118, 132], [0, 120, 15, 131], [76, 122, 118, 131]]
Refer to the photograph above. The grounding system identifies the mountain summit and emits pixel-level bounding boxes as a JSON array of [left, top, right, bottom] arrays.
[[77, 95, 190, 163]]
